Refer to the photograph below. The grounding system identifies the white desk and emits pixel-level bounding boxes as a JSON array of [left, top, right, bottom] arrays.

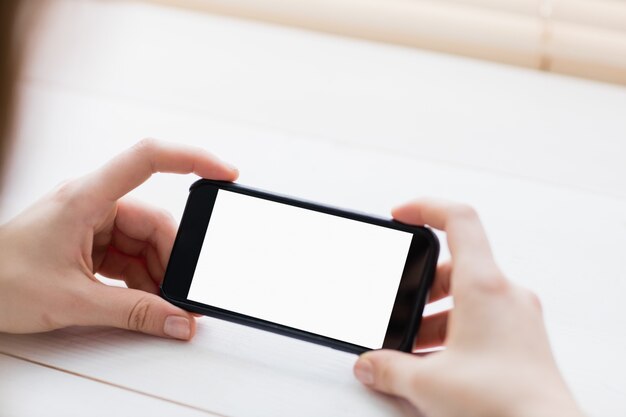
[[1, 1, 626, 416]]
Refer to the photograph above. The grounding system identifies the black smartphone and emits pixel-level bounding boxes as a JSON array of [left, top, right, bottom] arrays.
[[161, 180, 439, 354]]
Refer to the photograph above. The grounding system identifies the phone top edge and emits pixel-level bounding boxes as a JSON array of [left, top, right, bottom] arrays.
[[190, 179, 438, 239]]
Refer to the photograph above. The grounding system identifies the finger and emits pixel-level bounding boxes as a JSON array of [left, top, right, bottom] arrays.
[[110, 228, 148, 259], [97, 247, 160, 294], [428, 261, 452, 303], [392, 199, 503, 289], [354, 350, 426, 400], [107, 228, 165, 287], [144, 245, 165, 286], [112, 199, 177, 278], [414, 311, 448, 349], [81, 139, 239, 202], [81, 283, 196, 340]]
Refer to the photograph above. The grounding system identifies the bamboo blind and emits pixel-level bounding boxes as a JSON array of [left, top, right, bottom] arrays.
[[147, 0, 626, 85]]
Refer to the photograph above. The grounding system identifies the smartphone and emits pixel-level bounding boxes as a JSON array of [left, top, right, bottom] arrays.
[[161, 180, 439, 354]]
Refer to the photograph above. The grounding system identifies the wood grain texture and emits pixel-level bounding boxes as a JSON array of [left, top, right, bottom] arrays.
[[1, 1, 625, 416]]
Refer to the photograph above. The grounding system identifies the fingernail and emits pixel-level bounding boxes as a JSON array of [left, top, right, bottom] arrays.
[[354, 358, 375, 386], [164, 316, 191, 340]]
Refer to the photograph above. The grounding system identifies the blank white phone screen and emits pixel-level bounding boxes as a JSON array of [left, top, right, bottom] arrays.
[[187, 190, 413, 349]]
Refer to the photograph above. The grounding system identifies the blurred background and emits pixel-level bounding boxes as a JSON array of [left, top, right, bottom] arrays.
[[1, 0, 626, 416], [4, 0, 626, 218], [150, 0, 626, 85]]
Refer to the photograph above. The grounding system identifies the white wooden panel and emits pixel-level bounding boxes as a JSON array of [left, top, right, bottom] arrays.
[[1, 84, 625, 416], [1, 1, 625, 416], [0, 353, 215, 417]]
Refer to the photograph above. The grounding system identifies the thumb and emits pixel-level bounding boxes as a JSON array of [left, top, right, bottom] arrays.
[[354, 349, 426, 399], [86, 284, 196, 340]]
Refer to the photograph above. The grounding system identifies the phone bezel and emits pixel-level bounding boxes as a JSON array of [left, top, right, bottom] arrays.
[[161, 179, 439, 354]]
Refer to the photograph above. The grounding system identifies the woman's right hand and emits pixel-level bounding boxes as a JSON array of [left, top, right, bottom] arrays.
[[354, 200, 584, 417]]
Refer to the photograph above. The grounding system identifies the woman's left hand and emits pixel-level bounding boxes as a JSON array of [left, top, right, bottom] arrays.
[[0, 139, 238, 340]]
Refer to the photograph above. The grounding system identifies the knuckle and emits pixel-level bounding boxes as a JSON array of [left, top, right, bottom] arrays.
[[50, 180, 90, 214], [458, 267, 509, 295], [127, 296, 153, 332], [158, 209, 176, 226], [483, 270, 510, 293], [52, 179, 79, 203], [132, 138, 158, 155], [448, 203, 479, 222], [376, 361, 395, 391], [373, 355, 410, 394], [519, 287, 543, 312]]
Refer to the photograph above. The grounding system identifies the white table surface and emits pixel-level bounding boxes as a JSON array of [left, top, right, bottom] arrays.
[[1, 1, 626, 416]]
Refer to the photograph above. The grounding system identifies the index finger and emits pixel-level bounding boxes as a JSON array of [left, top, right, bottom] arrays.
[[392, 198, 502, 288], [83, 139, 239, 201]]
